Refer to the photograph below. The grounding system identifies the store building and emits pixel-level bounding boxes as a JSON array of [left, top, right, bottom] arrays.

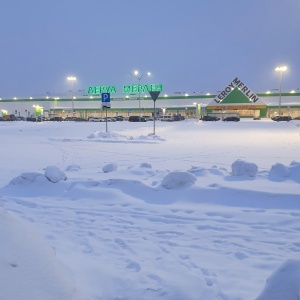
[[1, 78, 299, 119]]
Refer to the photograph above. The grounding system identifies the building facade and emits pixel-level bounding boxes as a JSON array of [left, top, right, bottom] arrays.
[[1, 87, 300, 119]]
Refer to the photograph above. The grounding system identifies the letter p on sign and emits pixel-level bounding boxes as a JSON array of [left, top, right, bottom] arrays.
[[102, 93, 110, 102]]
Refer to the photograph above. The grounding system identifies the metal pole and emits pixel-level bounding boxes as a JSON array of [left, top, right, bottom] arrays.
[[279, 71, 283, 116], [71, 81, 74, 114], [105, 107, 108, 133], [138, 78, 141, 121], [153, 100, 156, 135]]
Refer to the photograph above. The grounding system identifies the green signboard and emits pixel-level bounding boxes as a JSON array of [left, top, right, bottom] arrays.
[[123, 84, 163, 94], [87, 84, 163, 95], [87, 86, 117, 94]]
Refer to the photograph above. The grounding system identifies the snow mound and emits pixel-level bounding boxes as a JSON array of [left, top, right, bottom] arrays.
[[0, 208, 84, 300], [140, 162, 152, 168], [161, 171, 197, 189], [231, 159, 258, 177], [102, 163, 118, 173], [9, 167, 66, 186], [289, 161, 300, 183], [45, 166, 67, 183], [87, 131, 133, 140], [137, 133, 165, 141], [188, 166, 207, 176], [269, 161, 300, 183], [66, 164, 81, 171], [256, 259, 300, 300], [269, 163, 289, 178], [9, 172, 48, 185]]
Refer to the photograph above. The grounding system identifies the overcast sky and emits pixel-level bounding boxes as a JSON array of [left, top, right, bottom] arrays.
[[0, 0, 299, 98]]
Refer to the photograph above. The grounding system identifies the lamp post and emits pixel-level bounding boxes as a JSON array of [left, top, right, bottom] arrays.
[[275, 66, 287, 116], [130, 70, 151, 120], [67, 76, 76, 115]]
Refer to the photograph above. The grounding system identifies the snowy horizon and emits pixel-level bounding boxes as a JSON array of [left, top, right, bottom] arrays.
[[1, 118, 300, 300]]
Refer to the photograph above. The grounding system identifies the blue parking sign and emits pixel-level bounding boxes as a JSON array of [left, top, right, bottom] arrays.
[[102, 93, 110, 103]]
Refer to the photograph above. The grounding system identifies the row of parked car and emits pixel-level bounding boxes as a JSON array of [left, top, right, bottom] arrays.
[[1, 115, 187, 122], [128, 115, 186, 122], [200, 116, 240, 122], [200, 115, 300, 122]]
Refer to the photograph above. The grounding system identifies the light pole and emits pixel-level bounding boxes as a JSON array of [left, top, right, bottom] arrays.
[[67, 76, 76, 115], [130, 70, 151, 120], [275, 66, 287, 116]]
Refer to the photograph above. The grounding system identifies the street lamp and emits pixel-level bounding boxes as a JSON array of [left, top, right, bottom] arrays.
[[67, 76, 76, 115], [130, 70, 151, 120], [275, 66, 287, 116]]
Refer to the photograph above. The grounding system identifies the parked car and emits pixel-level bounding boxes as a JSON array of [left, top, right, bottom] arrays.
[[128, 116, 146, 122], [201, 116, 220, 121], [26, 117, 38, 122], [65, 117, 77, 121], [161, 115, 174, 122], [223, 116, 240, 122], [89, 117, 102, 122], [253, 116, 261, 120], [293, 116, 300, 120], [173, 115, 183, 121], [15, 116, 26, 121], [49, 117, 64, 121], [37, 116, 49, 122], [271, 116, 281, 121], [104, 117, 116, 122], [273, 116, 292, 122], [0, 117, 6, 121], [4, 114, 16, 121], [142, 116, 152, 121], [74, 117, 87, 122]]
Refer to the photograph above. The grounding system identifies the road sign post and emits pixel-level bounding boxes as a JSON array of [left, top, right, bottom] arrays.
[[101, 93, 111, 133], [149, 91, 160, 135]]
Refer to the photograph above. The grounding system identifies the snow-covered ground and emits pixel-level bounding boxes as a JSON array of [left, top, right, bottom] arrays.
[[0, 118, 300, 300]]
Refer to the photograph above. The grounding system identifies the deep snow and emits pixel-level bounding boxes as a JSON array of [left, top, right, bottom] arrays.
[[0, 118, 300, 300]]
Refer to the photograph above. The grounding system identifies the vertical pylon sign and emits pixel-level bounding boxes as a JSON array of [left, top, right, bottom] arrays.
[[149, 91, 160, 135], [101, 93, 111, 133]]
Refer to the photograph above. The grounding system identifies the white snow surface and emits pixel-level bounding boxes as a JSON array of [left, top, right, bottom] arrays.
[[0, 118, 300, 300]]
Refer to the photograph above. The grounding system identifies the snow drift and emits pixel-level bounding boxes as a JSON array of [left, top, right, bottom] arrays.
[[256, 259, 300, 300], [0, 208, 84, 300]]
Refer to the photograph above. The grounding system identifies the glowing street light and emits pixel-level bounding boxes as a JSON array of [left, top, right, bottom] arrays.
[[67, 76, 77, 114], [130, 70, 151, 120], [275, 66, 287, 115]]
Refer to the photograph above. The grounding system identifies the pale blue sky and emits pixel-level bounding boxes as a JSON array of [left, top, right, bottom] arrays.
[[0, 0, 299, 98]]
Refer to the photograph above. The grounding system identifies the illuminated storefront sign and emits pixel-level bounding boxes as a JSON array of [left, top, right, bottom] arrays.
[[122, 84, 163, 93], [87, 86, 117, 94], [215, 77, 259, 103], [87, 84, 163, 95], [33, 105, 43, 116]]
